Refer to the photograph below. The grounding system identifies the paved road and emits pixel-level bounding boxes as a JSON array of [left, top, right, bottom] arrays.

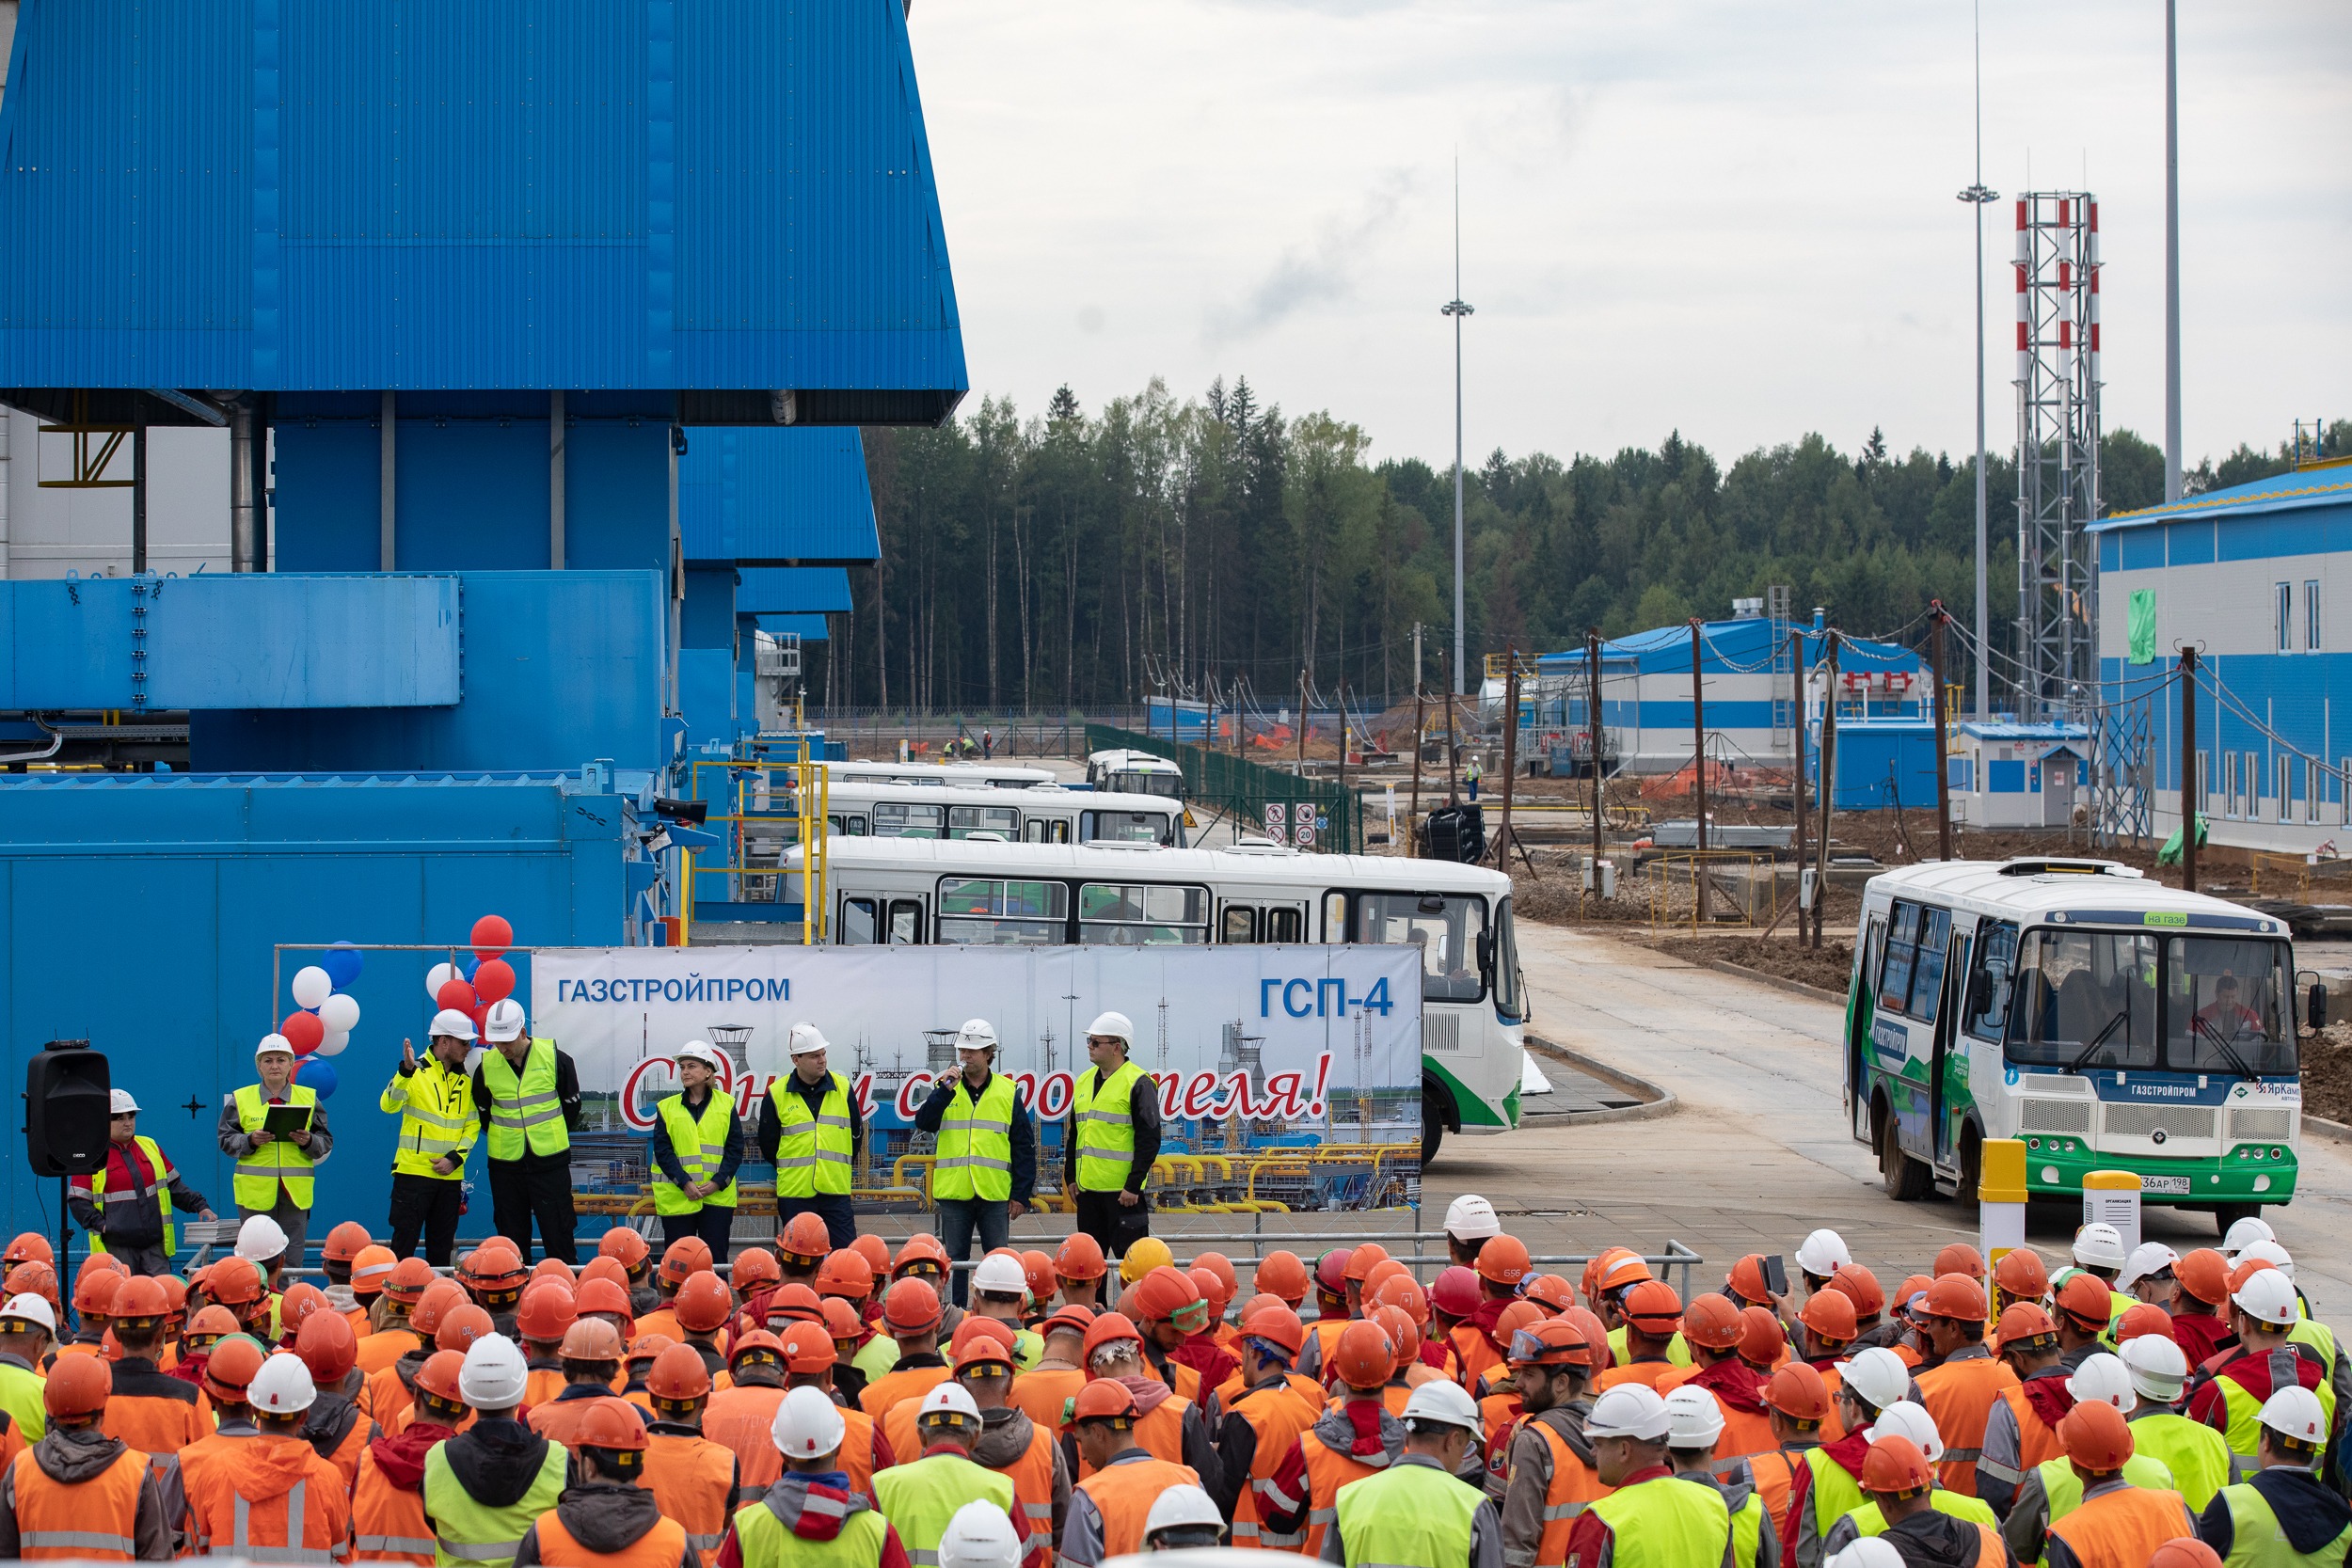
[[1425, 921, 2352, 1307]]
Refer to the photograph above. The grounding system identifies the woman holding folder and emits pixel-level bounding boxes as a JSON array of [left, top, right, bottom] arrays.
[[218, 1035, 334, 1267]]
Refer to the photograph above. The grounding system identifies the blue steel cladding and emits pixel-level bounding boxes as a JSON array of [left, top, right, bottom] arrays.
[[0, 0, 965, 392], [679, 429, 881, 563], [736, 567, 852, 614]]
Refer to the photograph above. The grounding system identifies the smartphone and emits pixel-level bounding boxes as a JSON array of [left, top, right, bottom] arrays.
[[1762, 1253, 1788, 1298]]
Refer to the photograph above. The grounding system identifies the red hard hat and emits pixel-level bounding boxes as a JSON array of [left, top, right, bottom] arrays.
[[883, 1277, 941, 1334], [778, 1321, 835, 1374], [675, 1274, 736, 1334], [1934, 1243, 1986, 1282], [413, 1349, 468, 1405], [576, 1278, 634, 1322], [516, 1283, 579, 1343], [1994, 1247, 2049, 1301], [1430, 1266, 1481, 1320], [659, 1237, 712, 1286], [1682, 1293, 1744, 1351], [1475, 1235, 1532, 1288], [647, 1343, 714, 1402], [204, 1336, 267, 1402], [1314, 1249, 1353, 1295], [296, 1310, 358, 1385], [1622, 1280, 1683, 1334], [44, 1355, 110, 1418], [780, 1214, 833, 1262], [1331, 1321, 1396, 1389], [1763, 1361, 1833, 1421], [323, 1222, 373, 1264], [817, 1250, 874, 1301], [1828, 1264, 1885, 1318], [1798, 1289, 1858, 1342], [2058, 1400, 2135, 1470], [1996, 1302, 2058, 1349], [731, 1248, 782, 1293], [575, 1397, 650, 1451], [1240, 1304, 1307, 1357], [1740, 1305, 1788, 1367], [1862, 1434, 1933, 1496], [1368, 1275, 1430, 1327], [436, 1304, 496, 1354], [1252, 1250, 1309, 1304], [597, 1227, 651, 1269], [1924, 1274, 1989, 1323], [1054, 1232, 1107, 1283], [385, 1257, 437, 1305]]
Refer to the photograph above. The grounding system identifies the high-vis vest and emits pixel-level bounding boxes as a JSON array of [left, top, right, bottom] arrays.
[[1581, 1474, 1732, 1567], [8, 1442, 148, 1560], [2042, 1482, 2194, 1568], [2212, 1351, 2336, 1479], [928, 1075, 1015, 1203], [1227, 1384, 1321, 1551], [769, 1077, 854, 1200], [644, 1432, 737, 1568], [1073, 1061, 1144, 1192], [729, 1492, 890, 1568], [2033, 1450, 2177, 1543], [2216, 1477, 2352, 1567], [1837, 1487, 1999, 1536], [1605, 1327, 1692, 1370], [1527, 1414, 1612, 1566], [1073, 1454, 1199, 1562], [984, 1419, 1059, 1562], [353, 1445, 439, 1565], [2127, 1411, 2233, 1513], [872, 1451, 1016, 1563], [1716, 1483, 1768, 1568], [382, 1061, 477, 1180], [651, 1090, 741, 1215], [188, 1465, 350, 1563], [528, 1508, 688, 1568], [87, 1136, 178, 1257], [1915, 1353, 2018, 1497], [478, 1040, 568, 1162], [1798, 1446, 1867, 1552], [1300, 1429, 1389, 1557], [1332, 1458, 1482, 1568], [704, 1385, 789, 1498], [421, 1435, 567, 1568], [233, 1084, 322, 1212]]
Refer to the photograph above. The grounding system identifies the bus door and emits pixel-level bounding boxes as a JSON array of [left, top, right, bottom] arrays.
[[1931, 928, 1972, 1164], [838, 894, 927, 943], [1852, 907, 1889, 1138], [1217, 901, 1308, 944]]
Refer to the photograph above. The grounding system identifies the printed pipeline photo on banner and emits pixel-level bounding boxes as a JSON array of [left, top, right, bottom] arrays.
[[532, 943, 1424, 1218]]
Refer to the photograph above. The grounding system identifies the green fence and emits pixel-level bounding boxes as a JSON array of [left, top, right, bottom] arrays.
[[1085, 723, 1365, 853]]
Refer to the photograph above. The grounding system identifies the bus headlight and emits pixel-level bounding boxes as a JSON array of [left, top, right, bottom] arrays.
[[2272, 1148, 2285, 1160], [2028, 1138, 2041, 1150]]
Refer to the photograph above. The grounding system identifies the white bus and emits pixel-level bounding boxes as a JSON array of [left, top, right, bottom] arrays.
[[799, 780, 1190, 847], [1085, 749, 1187, 800], [824, 760, 1061, 790], [784, 836, 1529, 1161], [1849, 858, 2306, 1233]]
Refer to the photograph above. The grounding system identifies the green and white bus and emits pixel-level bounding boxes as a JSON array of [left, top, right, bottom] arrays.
[[1849, 858, 2306, 1234]]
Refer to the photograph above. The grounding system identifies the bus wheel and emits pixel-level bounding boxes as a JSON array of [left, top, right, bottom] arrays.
[[1952, 1132, 1982, 1205], [1422, 1085, 1449, 1165], [2212, 1203, 2261, 1237], [1880, 1104, 1929, 1202]]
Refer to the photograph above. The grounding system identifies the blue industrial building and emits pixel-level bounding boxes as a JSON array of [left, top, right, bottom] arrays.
[[0, 1, 957, 1234]]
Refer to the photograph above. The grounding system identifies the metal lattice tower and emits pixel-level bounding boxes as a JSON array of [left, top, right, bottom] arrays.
[[2013, 193, 2103, 721]]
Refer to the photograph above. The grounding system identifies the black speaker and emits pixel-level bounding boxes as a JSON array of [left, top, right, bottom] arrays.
[[25, 1040, 111, 1178]]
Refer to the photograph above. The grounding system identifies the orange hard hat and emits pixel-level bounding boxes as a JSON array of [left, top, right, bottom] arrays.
[[574, 1396, 651, 1451], [951, 1316, 1016, 1357], [2058, 1399, 2135, 1470], [1368, 1275, 1430, 1327], [1894, 1275, 1934, 1316], [204, 1335, 267, 1402], [186, 1305, 239, 1340], [1475, 1235, 1533, 1288], [2054, 1274, 2112, 1329], [1726, 1255, 1773, 1304], [437, 1304, 496, 1354], [414, 1349, 468, 1405], [44, 1354, 111, 1418], [77, 1252, 127, 1286], [580, 1255, 633, 1293], [1522, 1274, 1578, 1315], [1343, 1243, 1390, 1284], [323, 1222, 373, 1264], [726, 1327, 786, 1369], [72, 1271, 121, 1318], [296, 1310, 358, 1385], [1582, 1248, 1633, 1303], [464, 1240, 525, 1291], [1622, 1279, 1683, 1334], [1054, 1232, 1107, 1283], [1191, 1252, 1239, 1300], [2174, 1248, 2232, 1307], [576, 1278, 634, 1322], [1331, 1321, 1396, 1388], [111, 1275, 170, 1323], [1924, 1274, 1989, 1323], [2226, 1258, 2276, 1294], [207, 1257, 264, 1307], [780, 1213, 833, 1262], [675, 1274, 736, 1334], [1681, 1293, 1744, 1351], [1252, 1250, 1309, 1303], [883, 1277, 942, 1334], [385, 1257, 437, 1305], [1559, 1307, 1613, 1367], [532, 1258, 578, 1289], [1994, 1247, 2049, 1301], [1072, 1381, 1139, 1424], [1507, 1317, 1602, 1369], [1740, 1305, 1788, 1367], [1494, 1300, 1547, 1346], [1186, 1266, 1228, 1315], [850, 1234, 893, 1275], [819, 1298, 864, 1342], [2, 1234, 53, 1268], [1798, 1288, 1857, 1343], [1022, 1251, 1057, 1303], [816, 1250, 874, 1301], [1359, 1259, 1412, 1301], [766, 1283, 824, 1327], [1240, 1303, 1307, 1357], [516, 1283, 579, 1343], [598, 1227, 651, 1269], [6, 1261, 56, 1310], [2149, 1541, 2226, 1568], [351, 1245, 398, 1296], [953, 1332, 1018, 1378], [624, 1333, 677, 1369], [1597, 1253, 1655, 1294], [278, 1282, 329, 1335], [1828, 1264, 1884, 1318], [561, 1319, 626, 1361], [1763, 1361, 1834, 1421], [1371, 1305, 1421, 1370], [408, 1280, 467, 1338], [1934, 1242, 1986, 1281], [1081, 1311, 1144, 1363], [1862, 1433, 1934, 1496], [731, 1248, 782, 1293], [647, 1342, 714, 1402], [658, 1237, 712, 1286], [2116, 1304, 2177, 1345], [894, 1234, 950, 1276], [1996, 1302, 2058, 1349], [1135, 1266, 1202, 1325], [778, 1321, 835, 1374]]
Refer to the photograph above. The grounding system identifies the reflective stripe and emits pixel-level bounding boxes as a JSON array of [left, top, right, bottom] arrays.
[[20, 1530, 138, 1552], [910, 1553, 938, 1567], [1309, 1508, 1338, 1524], [235, 1161, 301, 1180], [1541, 1501, 1590, 1521], [687, 1533, 724, 1552], [1257, 1479, 1302, 1512], [938, 1118, 1011, 1134], [1257, 1528, 1307, 1549], [1022, 1504, 1053, 1520], [1974, 1456, 2022, 1484], [1940, 1446, 1983, 1462], [814, 1116, 853, 1129], [435, 1538, 526, 1560], [932, 1157, 1012, 1172], [233, 1481, 337, 1563], [356, 1538, 438, 1557], [1075, 1109, 1129, 1125], [404, 1106, 469, 1132]]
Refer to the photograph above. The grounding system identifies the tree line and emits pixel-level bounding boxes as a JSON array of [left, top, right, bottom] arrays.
[[814, 377, 2336, 716]]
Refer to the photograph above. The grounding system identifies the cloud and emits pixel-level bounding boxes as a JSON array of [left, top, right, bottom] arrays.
[[1203, 171, 1418, 346]]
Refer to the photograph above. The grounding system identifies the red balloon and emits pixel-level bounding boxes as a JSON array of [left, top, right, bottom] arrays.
[[280, 1011, 326, 1055], [471, 914, 514, 959], [472, 958, 516, 1005], [435, 979, 479, 1016]]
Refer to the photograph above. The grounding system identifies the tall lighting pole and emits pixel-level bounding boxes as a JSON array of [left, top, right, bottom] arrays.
[[2163, 0, 2182, 502], [1958, 0, 1998, 721], [1442, 163, 1473, 696]]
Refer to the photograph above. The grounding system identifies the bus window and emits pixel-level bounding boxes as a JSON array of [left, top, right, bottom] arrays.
[[1964, 922, 2018, 1038], [937, 878, 1066, 945], [1879, 902, 1921, 1015], [1265, 907, 1304, 942], [1079, 883, 1210, 945], [1023, 818, 1072, 844], [948, 805, 1022, 840], [2166, 937, 2295, 1075], [1324, 892, 1348, 941], [840, 898, 879, 945], [2007, 928, 2159, 1069], [1217, 905, 1306, 944], [1492, 897, 1524, 1022], [1081, 810, 1173, 845], [1220, 906, 1258, 943], [1906, 908, 1953, 1021], [1359, 892, 1487, 1003], [873, 801, 946, 839], [828, 814, 869, 836], [887, 899, 925, 944]]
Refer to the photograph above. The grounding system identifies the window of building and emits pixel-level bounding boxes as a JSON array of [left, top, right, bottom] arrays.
[[2196, 751, 2209, 815], [2280, 754, 2294, 823], [2223, 751, 2239, 817], [2249, 752, 2262, 816], [2309, 758, 2324, 824], [2342, 758, 2351, 826], [2308, 580, 2323, 651], [2278, 582, 2294, 653]]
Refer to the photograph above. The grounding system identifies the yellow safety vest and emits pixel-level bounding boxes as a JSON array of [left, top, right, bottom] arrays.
[[87, 1135, 178, 1258], [769, 1075, 853, 1200], [1073, 1061, 1144, 1193], [478, 1039, 568, 1162], [652, 1090, 741, 1215], [1587, 1474, 1733, 1566], [232, 1083, 320, 1212], [930, 1073, 1015, 1204], [381, 1059, 477, 1180]]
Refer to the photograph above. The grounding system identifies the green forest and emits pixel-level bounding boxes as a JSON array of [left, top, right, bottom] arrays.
[[825, 377, 2331, 715]]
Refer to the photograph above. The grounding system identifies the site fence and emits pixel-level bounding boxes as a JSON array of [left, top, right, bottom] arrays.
[[1085, 722, 1366, 854]]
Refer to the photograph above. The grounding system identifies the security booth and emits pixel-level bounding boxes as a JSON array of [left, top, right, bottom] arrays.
[[1948, 721, 2091, 829]]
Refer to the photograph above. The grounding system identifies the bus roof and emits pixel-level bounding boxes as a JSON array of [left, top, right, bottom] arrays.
[[823, 760, 1058, 786], [787, 834, 1514, 893], [1861, 858, 2288, 934], [814, 780, 1183, 814]]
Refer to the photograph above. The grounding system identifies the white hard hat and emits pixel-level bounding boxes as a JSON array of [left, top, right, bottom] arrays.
[[1585, 1384, 1671, 1441], [0, 1294, 56, 1334], [483, 999, 527, 1043], [787, 1023, 830, 1058], [2120, 1333, 2189, 1402], [971, 1254, 1028, 1297], [236, 1214, 290, 1262], [1085, 1011, 1135, 1046], [2118, 1242, 2180, 1291], [917, 1382, 981, 1426], [2072, 1223, 2128, 1272], [953, 1019, 999, 1053], [772, 1385, 846, 1459], [2233, 1268, 2301, 1326], [1663, 1386, 1726, 1449], [255, 1034, 295, 1061], [1795, 1228, 1851, 1277], [2258, 1385, 2328, 1445], [1140, 1483, 1225, 1539], [1836, 1347, 1913, 1413], [457, 1333, 529, 1408], [936, 1501, 1024, 1568], [2221, 1214, 2276, 1259], [108, 1089, 140, 1116], [1398, 1378, 1484, 1434], [430, 1008, 478, 1042], [2065, 1352, 2136, 1413], [248, 1352, 318, 1415], [1866, 1400, 1945, 1463], [674, 1040, 725, 1072], [1826, 1540, 1907, 1568], [2237, 1240, 2296, 1282], [1444, 1195, 1502, 1242]]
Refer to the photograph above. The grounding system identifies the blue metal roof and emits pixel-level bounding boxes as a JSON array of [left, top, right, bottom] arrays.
[[754, 614, 832, 642], [2088, 461, 2352, 532], [1959, 721, 2090, 740], [0, 0, 964, 420], [680, 429, 879, 565], [1535, 617, 1922, 673], [736, 568, 852, 614]]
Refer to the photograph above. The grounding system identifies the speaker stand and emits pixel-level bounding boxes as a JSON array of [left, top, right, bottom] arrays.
[[56, 1178, 72, 1293]]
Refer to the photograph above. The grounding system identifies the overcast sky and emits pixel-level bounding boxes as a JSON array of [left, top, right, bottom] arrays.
[[909, 0, 2351, 474]]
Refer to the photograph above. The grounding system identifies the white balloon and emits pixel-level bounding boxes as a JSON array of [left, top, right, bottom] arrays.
[[315, 1029, 351, 1057], [318, 992, 361, 1034], [425, 961, 459, 1001], [291, 966, 334, 1010]]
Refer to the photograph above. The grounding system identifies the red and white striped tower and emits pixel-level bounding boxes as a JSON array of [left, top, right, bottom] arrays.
[[2013, 191, 2103, 723]]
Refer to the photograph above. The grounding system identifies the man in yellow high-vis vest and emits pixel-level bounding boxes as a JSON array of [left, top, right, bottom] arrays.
[[216, 1035, 332, 1269], [653, 1040, 746, 1253], [914, 1020, 1036, 1307], [382, 1008, 482, 1264], [66, 1090, 215, 1275], [755, 1024, 863, 1250], [1061, 1011, 1161, 1262], [472, 998, 582, 1265]]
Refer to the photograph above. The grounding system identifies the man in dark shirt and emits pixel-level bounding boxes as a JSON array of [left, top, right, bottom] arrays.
[[754, 1028, 866, 1249], [1061, 1012, 1163, 1260]]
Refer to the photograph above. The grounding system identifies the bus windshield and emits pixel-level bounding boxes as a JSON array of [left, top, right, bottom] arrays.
[[1109, 770, 1184, 800], [2002, 927, 2294, 1075]]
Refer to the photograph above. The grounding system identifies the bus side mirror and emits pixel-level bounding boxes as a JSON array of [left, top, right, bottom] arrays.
[[2308, 979, 2328, 1033], [1966, 973, 1994, 1019]]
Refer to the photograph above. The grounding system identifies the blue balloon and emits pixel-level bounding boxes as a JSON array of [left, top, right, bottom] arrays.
[[294, 1058, 339, 1100], [323, 942, 364, 990], [460, 955, 480, 982]]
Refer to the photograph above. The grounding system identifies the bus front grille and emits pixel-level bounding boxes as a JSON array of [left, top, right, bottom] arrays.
[[2226, 1107, 2295, 1144], [1422, 1013, 1462, 1053], [2101, 1103, 2217, 1141], [2018, 1099, 2093, 1135]]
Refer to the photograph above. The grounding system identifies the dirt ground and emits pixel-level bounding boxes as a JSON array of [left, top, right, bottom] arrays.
[[2300, 1024, 2352, 1125]]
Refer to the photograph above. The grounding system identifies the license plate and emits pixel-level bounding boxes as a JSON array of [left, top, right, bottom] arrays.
[[2141, 1176, 2191, 1196]]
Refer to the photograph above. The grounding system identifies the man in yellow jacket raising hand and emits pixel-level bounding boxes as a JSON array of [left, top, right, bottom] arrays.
[[382, 1009, 482, 1265]]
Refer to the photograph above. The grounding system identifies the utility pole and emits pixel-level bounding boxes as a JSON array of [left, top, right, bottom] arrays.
[[1408, 684, 1426, 858], [2180, 646, 2199, 891], [2164, 0, 2184, 503], [1413, 622, 1425, 695], [1813, 630, 1841, 950], [1586, 629, 1605, 890], [1959, 0, 1999, 721], [1296, 669, 1309, 778], [1442, 165, 1474, 696], [1497, 650, 1521, 871], [1444, 654, 1460, 806], [1691, 620, 1710, 921], [1336, 682, 1350, 853], [1791, 625, 1811, 944], [1931, 601, 1953, 862]]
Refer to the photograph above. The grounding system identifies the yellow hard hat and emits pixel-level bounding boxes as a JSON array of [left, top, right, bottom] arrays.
[[1120, 1236, 1173, 1285]]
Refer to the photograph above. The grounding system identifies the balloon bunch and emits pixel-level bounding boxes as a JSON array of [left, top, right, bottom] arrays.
[[422, 915, 517, 1042], [271, 941, 365, 1100]]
